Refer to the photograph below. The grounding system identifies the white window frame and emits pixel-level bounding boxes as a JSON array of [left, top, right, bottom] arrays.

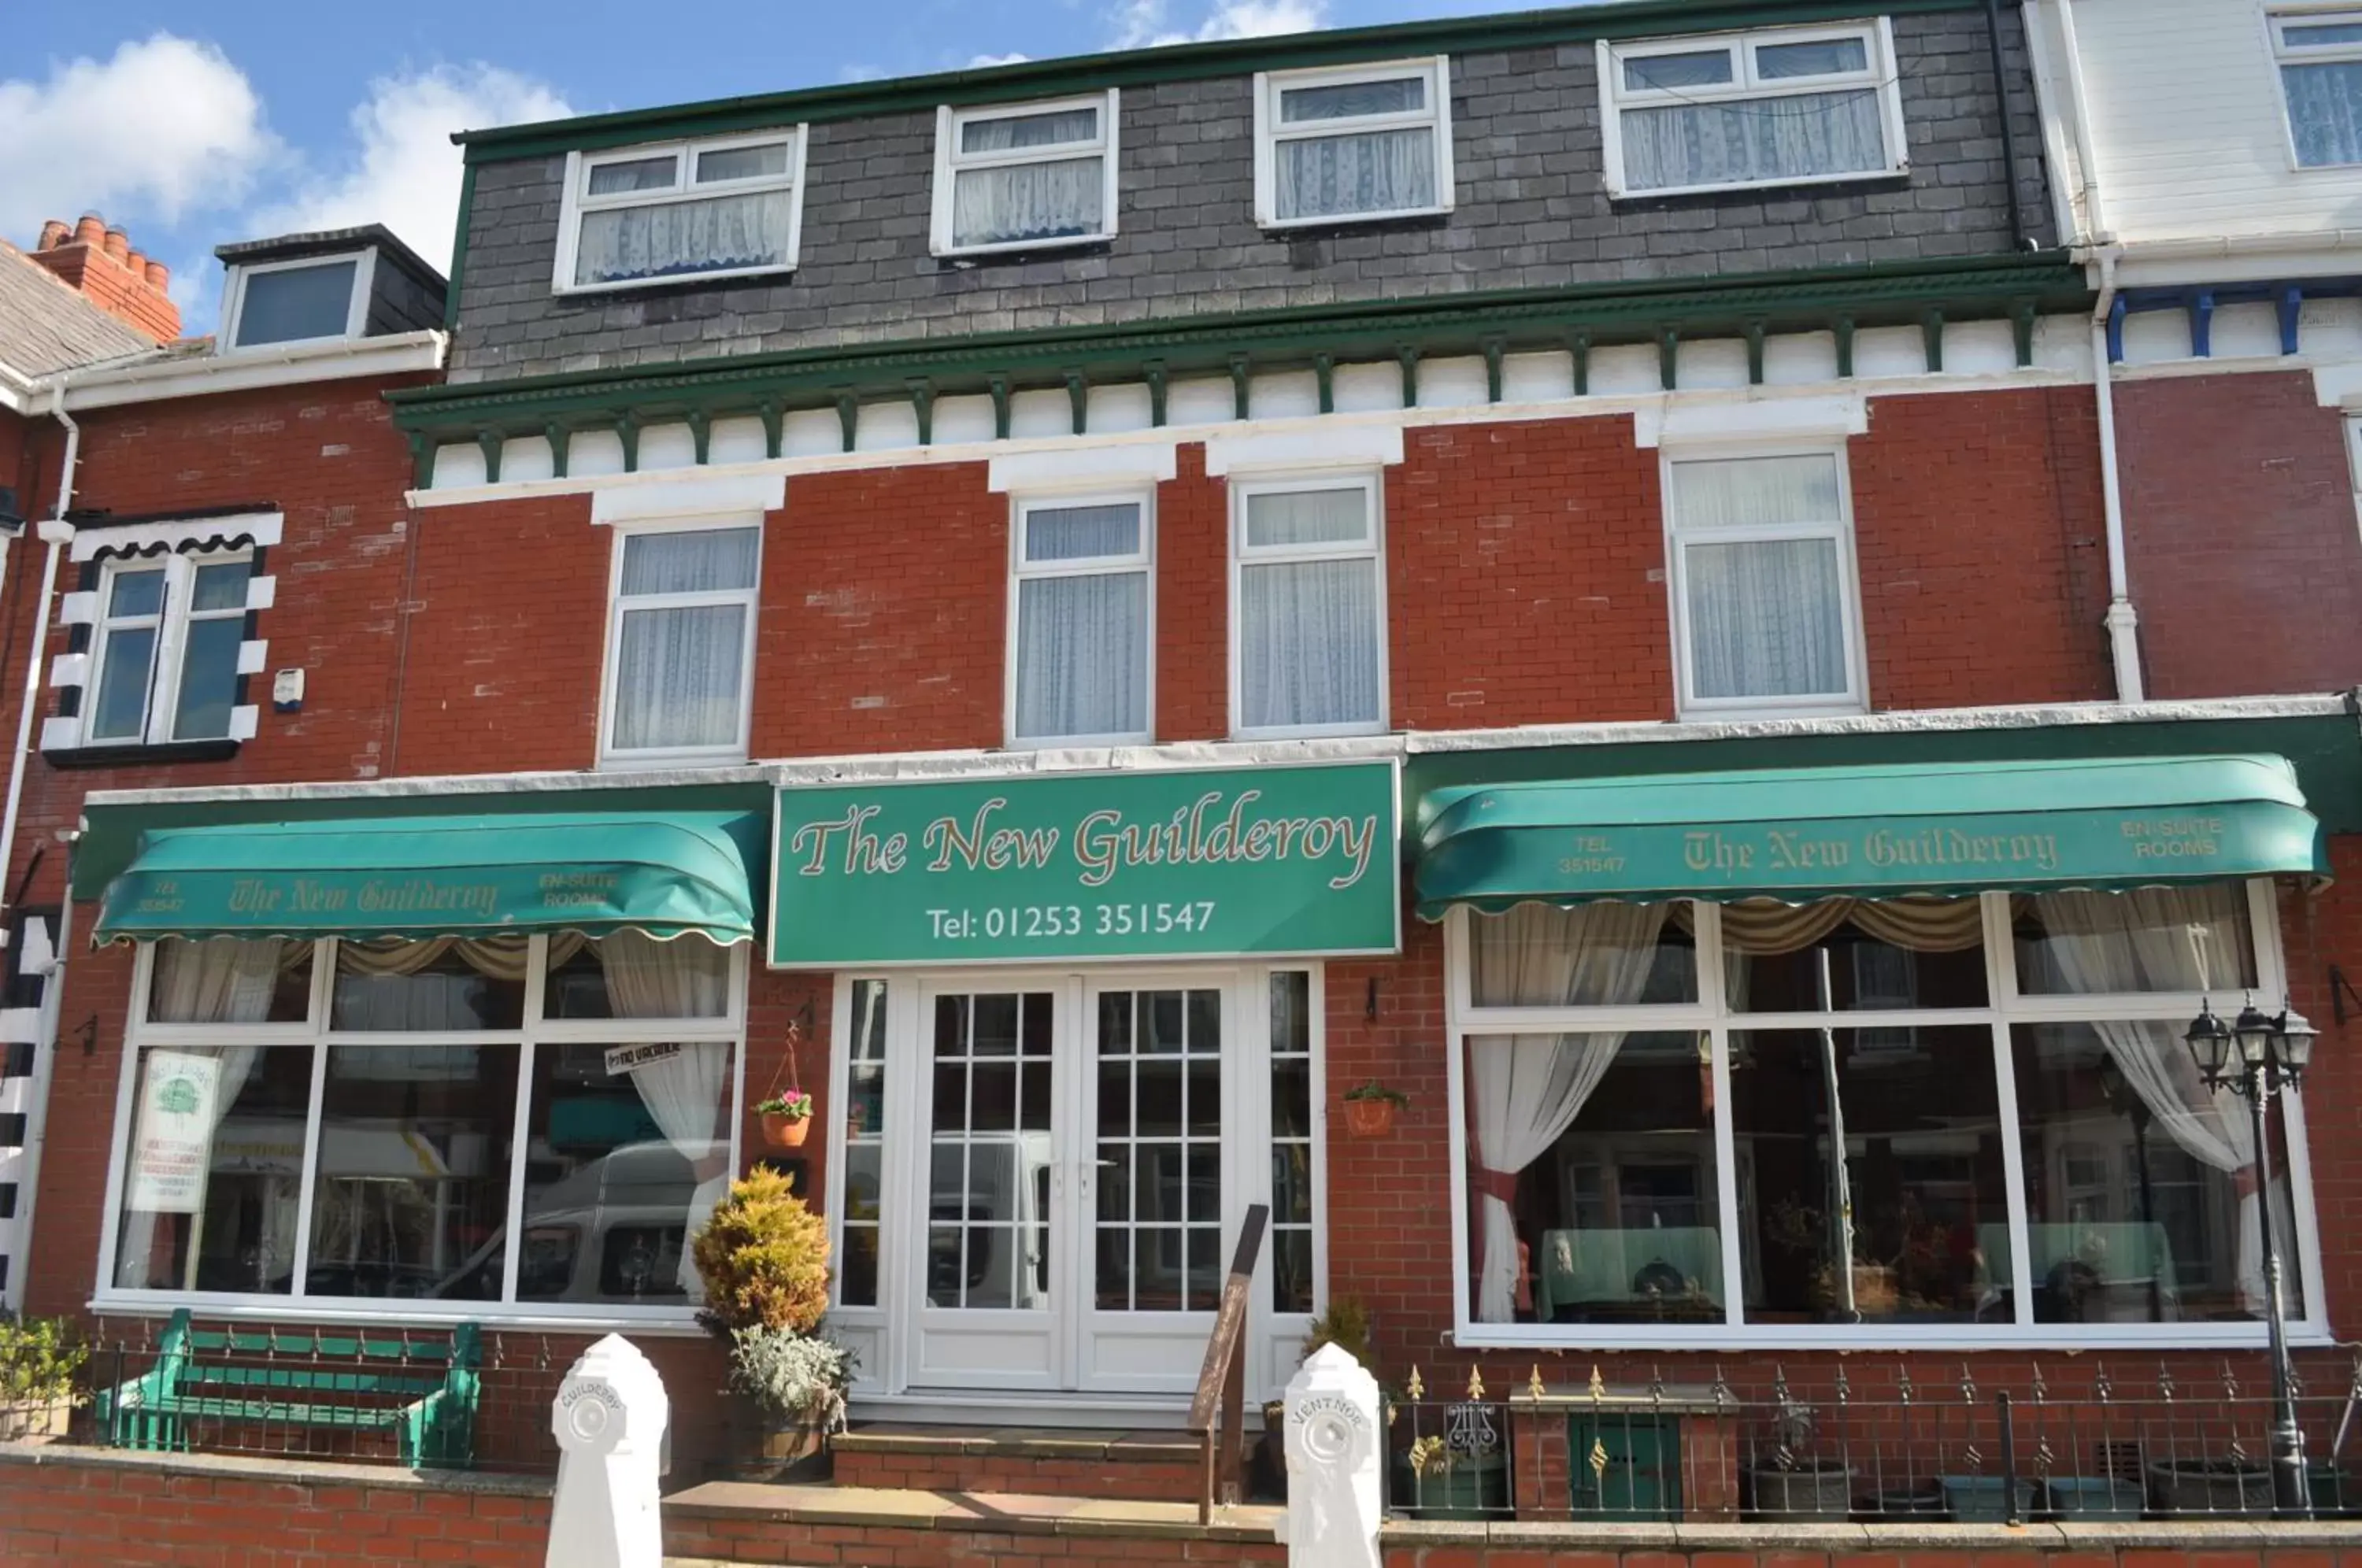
[[1252, 57, 1456, 229], [220, 250, 375, 353], [1598, 19, 1908, 200], [597, 516, 763, 770], [1661, 441, 1868, 721], [83, 551, 253, 746], [1442, 880, 2327, 1352], [91, 934, 750, 1329], [931, 91, 1120, 257], [553, 128, 809, 296], [2271, 7, 2362, 169], [1004, 489, 1157, 748], [1227, 471, 1390, 741]]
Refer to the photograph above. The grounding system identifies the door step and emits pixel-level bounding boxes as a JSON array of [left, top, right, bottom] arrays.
[[830, 1422, 1209, 1502], [662, 1479, 1284, 1567]]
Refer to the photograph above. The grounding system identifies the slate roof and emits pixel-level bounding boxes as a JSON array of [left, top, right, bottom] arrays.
[[0, 241, 163, 380]]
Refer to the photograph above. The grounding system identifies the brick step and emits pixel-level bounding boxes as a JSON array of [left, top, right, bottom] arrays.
[[662, 1479, 1284, 1568], [827, 1422, 1212, 1502]]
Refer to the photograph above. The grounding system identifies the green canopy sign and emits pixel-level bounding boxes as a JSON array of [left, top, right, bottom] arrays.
[[768, 762, 1401, 967]]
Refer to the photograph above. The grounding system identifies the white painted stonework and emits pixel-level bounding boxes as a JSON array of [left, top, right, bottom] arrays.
[[1281, 1344, 1382, 1568], [546, 1334, 670, 1568]]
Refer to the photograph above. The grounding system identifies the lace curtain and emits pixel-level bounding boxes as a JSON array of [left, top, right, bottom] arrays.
[[1238, 485, 1382, 731], [599, 932, 735, 1296], [1013, 503, 1149, 741], [575, 190, 791, 287], [1468, 903, 1668, 1322], [2027, 886, 2265, 1311], [2282, 61, 2362, 168], [118, 940, 281, 1289], [1276, 128, 1436, 220], [1620, 89, 1886, 192], [1672, 455, 1848, 701], [953, 157, 1104, 248], [610, 527, 760, 754]]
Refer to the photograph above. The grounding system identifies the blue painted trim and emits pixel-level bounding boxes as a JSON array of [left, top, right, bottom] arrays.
[[2279, 287, 2305, 357], [2107, 293, 2127, 364], [2113, 275, 2362, 361], [2188, 289, 2215, 359]]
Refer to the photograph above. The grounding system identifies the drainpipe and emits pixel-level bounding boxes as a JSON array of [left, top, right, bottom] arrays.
[[1985, 0, 2032, 250], [2090, 249, 2143, 702], [0, 386, 77, 1313]]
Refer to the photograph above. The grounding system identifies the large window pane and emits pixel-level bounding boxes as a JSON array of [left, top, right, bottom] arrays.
[[543, 932, 733, 1021], [172, 616, 245, 739], [1238, 557, 1381, 730], [1013, 571, 1146, 741], [1731, 1026, 2008, 1324], [619, 528, 760, 594], [2014, 886, 2255, 996], [2284, 61, 2362, 167], [1467, 903, 1697, 1008], [953, 157, 1105, 248], [612, 604, 749, 752], [1466, 1031, 1720, 1324], [305, 1044, 518, 1300], [90, 625, 157, 741], [1723, 897, 1987, 1013], [148, 938, 313, 1025], [1683, 538, 1846, 700], [840, 978, 890, 1307], [2010, 1021, 2299, 1323], [233, 261, 357, 347], [331, 938, 528, 1031], [1620, 91, 1886, 192], [509, 1039, 735, 1305], [113, 1045, 313, 1293], [575, 190, 793, 286], [1275, 128, 1437, 220]]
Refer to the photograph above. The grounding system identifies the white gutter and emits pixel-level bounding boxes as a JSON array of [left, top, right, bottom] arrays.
[[61, 329, 446, 412]]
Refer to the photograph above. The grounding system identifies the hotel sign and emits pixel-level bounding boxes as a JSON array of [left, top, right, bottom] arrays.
[[769, 763, 1401, 966]]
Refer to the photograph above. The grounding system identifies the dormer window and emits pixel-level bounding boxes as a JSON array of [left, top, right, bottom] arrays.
[[1253, 57, 1454, 227], [931, 92, 1120, 257], [223, 252, 372, 349], [555, 131, 808, 294]]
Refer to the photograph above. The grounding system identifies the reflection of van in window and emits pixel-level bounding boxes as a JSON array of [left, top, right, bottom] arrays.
[[438, 1141, 709, 1304], [929, 1131, 1052, 1310]]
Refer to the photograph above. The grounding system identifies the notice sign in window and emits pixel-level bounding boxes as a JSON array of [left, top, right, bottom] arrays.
[[768, 762, 1400, 967]]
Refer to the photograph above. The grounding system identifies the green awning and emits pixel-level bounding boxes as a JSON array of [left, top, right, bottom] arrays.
[[1415, 753, 2325, 919], [93, 811, 760, 945]]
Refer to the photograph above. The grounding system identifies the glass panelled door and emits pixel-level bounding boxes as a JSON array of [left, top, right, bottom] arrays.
[[1079, 982, 1229, 1392], [911, 987, 1061, 1388]]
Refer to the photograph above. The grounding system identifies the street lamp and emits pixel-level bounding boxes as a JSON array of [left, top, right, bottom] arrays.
[[2184, 995, 2316, 1518]]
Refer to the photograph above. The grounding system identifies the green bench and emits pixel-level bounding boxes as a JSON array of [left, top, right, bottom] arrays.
[[97, 1310, 481, 1470]]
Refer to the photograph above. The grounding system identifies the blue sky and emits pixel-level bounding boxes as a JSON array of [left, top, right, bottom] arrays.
[[0, 0, 1523, 335]]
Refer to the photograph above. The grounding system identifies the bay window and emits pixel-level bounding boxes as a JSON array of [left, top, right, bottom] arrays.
[[1448, 881, 2317, 1345], [103, 931, 745, 1321]]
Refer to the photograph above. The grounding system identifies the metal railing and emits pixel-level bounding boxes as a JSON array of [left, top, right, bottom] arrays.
[[1381, 1350, 2362, 1523]]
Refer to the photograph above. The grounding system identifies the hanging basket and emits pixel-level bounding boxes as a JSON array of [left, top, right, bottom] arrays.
[[761, 1111, 811, 1148], [1343, 1096, 1398, 1139]]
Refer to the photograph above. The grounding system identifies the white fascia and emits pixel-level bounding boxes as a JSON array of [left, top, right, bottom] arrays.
[[589, 472, 786, 524], [2105, 230, 2362, 293], [60, 330, 447, 412], [80, 762, 773, 812], [1631, 390, 1868, 447], [987, 441, 1178, 494]]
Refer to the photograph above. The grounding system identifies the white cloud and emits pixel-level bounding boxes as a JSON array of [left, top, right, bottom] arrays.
[[1109, 0, 1325, 47], [249, 64, 570, 272], [968, 52, 1032, 68], [0, 34, 278, 242]]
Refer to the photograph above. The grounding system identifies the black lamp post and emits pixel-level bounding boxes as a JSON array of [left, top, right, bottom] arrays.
[[2185, 995, 2317, 1519]]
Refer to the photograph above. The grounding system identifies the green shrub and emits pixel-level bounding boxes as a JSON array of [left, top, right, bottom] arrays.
[[692, 1167, 832, 1334], [0, 1316, 85, 1404]]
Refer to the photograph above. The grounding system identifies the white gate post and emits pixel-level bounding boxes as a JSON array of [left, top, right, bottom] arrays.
[[547, 1333, 671, 1568], [1282, 1344, 1383, 1568]]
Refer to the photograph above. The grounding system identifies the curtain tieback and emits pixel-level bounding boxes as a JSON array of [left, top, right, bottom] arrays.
[[1472, 1167, 1520, 1206]]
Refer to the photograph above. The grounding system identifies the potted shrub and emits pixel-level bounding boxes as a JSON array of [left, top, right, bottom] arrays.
[[1342, 1082, 1409, 1138], [0, 1316, 84, 1442], [757, 1090, 813, 1149], [693, 1168, 839, 1471]]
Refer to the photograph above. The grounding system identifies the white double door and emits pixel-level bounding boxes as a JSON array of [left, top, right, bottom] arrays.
[[898, 969, 1248, 1395]]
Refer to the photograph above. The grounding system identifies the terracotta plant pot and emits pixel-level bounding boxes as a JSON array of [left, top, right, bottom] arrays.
[[761, 1111, 811, 1148], [1343, 1097, 1398, 1138]]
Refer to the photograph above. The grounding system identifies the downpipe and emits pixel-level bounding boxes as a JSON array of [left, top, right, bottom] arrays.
[[2089, 248, 2144, 701]]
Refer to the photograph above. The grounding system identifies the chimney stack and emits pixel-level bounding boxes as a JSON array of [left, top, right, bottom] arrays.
[[22, 212, 180, 343]]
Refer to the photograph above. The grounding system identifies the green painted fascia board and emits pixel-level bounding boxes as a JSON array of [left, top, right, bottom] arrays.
[[71, 782, 774, 903], [391, 253, 2086, 435], [1401, 710, 2362, 842], [459, 0, 1983, 163]]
